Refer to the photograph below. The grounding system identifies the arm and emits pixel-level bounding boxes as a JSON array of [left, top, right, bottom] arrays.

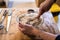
[[37, 0, 56, 18], [32, 27, 57, 40], [19, 23, 58, 40]]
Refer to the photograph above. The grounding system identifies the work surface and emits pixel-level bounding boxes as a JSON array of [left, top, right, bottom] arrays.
[[0, 9, 32, 40], [0, 8, 60, 40]]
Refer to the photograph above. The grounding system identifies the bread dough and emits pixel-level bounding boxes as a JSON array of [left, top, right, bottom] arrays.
[[18, 11, 59, 34]]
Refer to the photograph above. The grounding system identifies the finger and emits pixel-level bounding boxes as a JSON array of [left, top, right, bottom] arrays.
[[18, 27, 27, 34], [25, 24, 32, 26], [24, 24, 33, 28], [18, 26, 25, 32], [19, 23, 24, 28], [36, 15, 40, 19]]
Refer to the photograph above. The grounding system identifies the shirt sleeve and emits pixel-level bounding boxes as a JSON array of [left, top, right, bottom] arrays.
[[55, 35, 60, 40]]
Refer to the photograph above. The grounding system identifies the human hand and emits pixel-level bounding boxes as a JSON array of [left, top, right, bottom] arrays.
[[18, 23, 35, 36]]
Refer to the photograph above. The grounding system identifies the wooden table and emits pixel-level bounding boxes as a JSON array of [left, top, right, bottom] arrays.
[[0, 9, 31, 40]]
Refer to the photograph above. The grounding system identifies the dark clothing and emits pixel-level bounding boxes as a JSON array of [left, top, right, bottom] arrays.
[[54, 0, 57, 2], [55, 35, 60, 40]]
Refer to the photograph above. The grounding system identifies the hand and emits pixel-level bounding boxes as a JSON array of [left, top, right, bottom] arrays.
[[36, 0, 51, 19], [18, 23, 35, 36], [18, 23, 42, 39], [36, 8, 44, 19]]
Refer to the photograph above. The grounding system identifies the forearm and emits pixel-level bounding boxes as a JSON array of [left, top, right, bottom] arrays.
[[32, 28, 57, 40], [42, 0, 55, 11], [39, 0, 56, 16]]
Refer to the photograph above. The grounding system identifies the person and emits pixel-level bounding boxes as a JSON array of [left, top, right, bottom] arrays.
[[18, 16, 60, 40], [37, 0, 56, 19], [19, 23, 60, 40], [18, 0, 60, 40]]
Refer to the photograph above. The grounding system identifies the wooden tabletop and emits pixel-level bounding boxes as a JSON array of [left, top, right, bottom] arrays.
[[0, 9, 31, 40]]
